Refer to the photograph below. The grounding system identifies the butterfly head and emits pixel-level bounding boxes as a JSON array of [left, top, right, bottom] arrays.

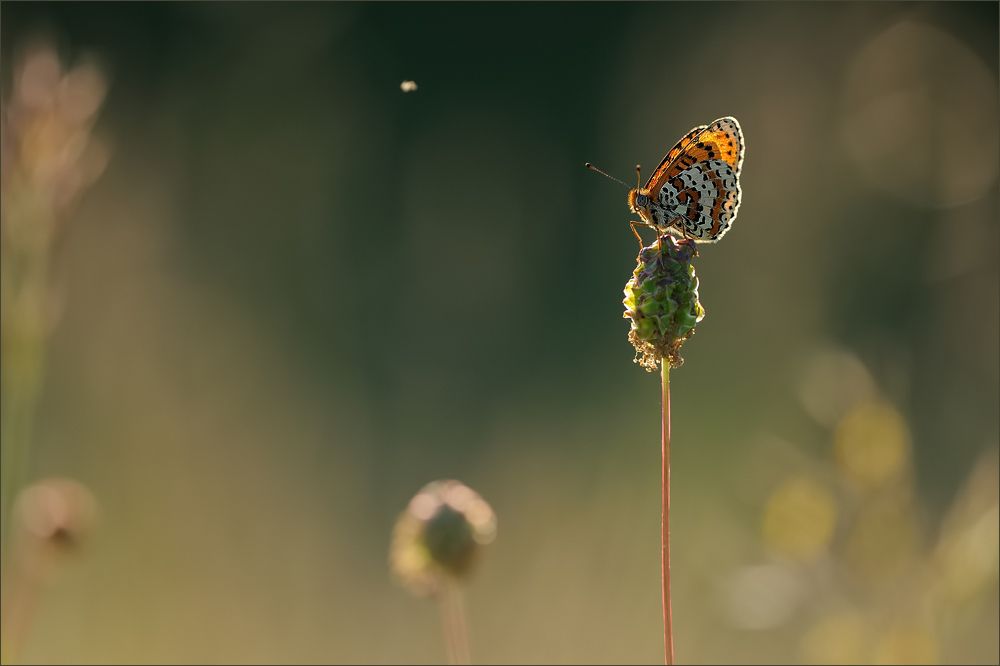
[[628, 189, 651, 217]]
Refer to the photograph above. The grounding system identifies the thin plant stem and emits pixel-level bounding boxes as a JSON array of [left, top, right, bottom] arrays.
[[0, 532, 55, 663], [1, 275, 49, 565], [438, 575, 470, 665], [661, 360, 674, 665], [1, 388, 36, 561]]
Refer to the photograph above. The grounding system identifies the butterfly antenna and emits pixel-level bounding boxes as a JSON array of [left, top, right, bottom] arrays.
[[585, 163, 631, 189], [636, 164, 642, 188]]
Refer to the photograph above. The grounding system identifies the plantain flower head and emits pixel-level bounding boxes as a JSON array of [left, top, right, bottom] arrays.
[[623, 235, 705, 370]]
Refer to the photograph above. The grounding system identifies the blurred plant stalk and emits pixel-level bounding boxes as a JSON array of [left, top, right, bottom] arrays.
[[438, 574, 470, 665], [0, 44, 107, 564], [0, 479, 95, 663]]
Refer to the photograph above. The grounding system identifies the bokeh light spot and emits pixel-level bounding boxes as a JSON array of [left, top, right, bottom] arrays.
[[798, 612, 867, 665], [872, 628, 939, 665], [834, 402, 910, 489], [841, 20, 1000, 208], [723, 564, 805, 630], [762, 477, 837, 561], [798, 349, 877, 428]]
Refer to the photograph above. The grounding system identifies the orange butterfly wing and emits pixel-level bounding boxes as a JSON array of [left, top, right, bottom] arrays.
[[643, 117, 744, 242], [642, 125, 706, 193], [643, 117, 744, 195]]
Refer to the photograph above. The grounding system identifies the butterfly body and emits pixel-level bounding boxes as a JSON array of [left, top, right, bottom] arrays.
[[628, 117, 744, 243]]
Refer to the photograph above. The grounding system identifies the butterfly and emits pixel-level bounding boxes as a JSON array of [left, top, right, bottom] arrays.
[[588, 117, 744, 245]]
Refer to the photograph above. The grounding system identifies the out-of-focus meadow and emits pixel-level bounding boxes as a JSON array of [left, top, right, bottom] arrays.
[[1, 2, 997, 664]]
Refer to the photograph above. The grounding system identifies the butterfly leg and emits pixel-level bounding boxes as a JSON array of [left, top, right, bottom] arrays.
[[630, 220, 658, 249], [629, 221, 645, 249]]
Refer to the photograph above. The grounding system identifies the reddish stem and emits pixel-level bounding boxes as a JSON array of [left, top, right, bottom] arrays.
[[661, 360, 674, 665], [438, 576, 470, 665]]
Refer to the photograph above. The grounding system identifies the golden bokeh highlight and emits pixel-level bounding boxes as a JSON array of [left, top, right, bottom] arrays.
[[834, 402, 910, 489], [798, 612, 867, 665], [762, 477, 837, 561], [872, 628, 939, 665]]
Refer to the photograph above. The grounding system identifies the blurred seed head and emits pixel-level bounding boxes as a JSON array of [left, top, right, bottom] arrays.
[[762, 476, 837, 561], [1, 42, 108, 218], [623, 235, 705, 370], [400, 80, 418, 92], [390, 480, 496, 596], [14, 478, 96, 550]]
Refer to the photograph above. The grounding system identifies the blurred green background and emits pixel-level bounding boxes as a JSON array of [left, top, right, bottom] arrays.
[[1, 2, 997, 663]]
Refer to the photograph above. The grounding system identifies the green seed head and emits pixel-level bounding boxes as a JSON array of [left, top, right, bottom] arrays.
[[623, 235, 705, 371], [390, 480, 496, 596]]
